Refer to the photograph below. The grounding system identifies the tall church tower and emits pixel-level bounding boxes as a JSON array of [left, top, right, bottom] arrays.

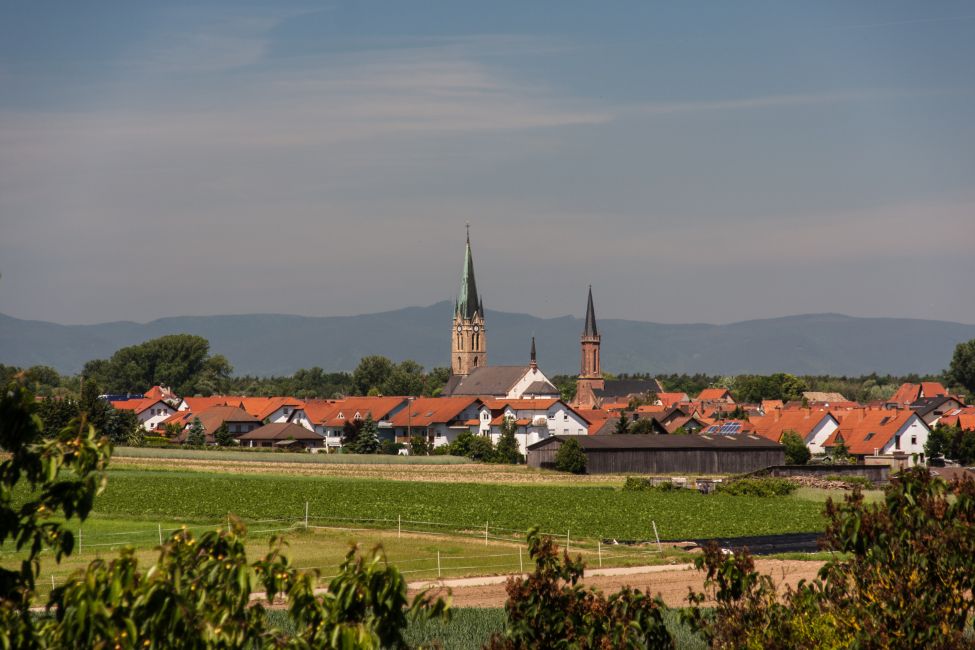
[[451, 229, 486, 376], [574, 286, 604, 408]]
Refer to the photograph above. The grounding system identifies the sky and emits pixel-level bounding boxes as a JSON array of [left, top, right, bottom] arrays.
[[1, 1, 974, 326]]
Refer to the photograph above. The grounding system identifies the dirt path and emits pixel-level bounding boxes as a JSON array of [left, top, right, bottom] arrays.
[[409, 559, 824, 608], [110, 455, 624, 485]]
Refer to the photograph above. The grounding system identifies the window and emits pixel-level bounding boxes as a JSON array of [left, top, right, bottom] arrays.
[[864, 432, 875, 441], [284, 408, 290, 415], [563, 413, 568, 420], [911, 435, 917, 446]]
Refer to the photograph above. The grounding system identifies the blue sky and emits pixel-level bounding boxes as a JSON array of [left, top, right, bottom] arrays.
[[1, 1, 973, 324]]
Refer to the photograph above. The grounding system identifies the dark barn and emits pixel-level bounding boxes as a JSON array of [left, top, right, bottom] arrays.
[[527, 434, 785, 475]]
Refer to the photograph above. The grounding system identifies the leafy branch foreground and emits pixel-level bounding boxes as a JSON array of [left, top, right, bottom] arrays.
[[2, 383, 975, 648]]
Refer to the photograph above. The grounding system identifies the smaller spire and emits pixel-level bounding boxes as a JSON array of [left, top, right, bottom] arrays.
[[583, 285, 598, 337], [530, 336, 537, 370]]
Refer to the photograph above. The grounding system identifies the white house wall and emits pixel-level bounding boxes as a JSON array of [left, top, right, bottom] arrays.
[[806, 417, 839, 455], [880, 415, 930, 465]]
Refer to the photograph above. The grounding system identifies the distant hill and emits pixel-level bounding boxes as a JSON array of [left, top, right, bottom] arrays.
[[1, 303, 973, 377]]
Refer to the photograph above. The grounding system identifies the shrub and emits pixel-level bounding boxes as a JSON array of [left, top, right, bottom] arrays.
[[623, 477, 683, 492], [554, 438, 587, 474], [715, 477, 796, 497], [781, 430, 811, 465], [486, 528, 671, 648], [687, 468, 975, 649]]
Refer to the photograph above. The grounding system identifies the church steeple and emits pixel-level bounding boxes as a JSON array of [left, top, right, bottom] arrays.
[[573, 285, 604, 409], [530, 336, 537, 371], [451, 227, 487, 376], [455, 226, 482, 320], [583, 285, 598, 337]]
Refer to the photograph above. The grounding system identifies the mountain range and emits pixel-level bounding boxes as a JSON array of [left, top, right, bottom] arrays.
[[1, 303, 973, 377]]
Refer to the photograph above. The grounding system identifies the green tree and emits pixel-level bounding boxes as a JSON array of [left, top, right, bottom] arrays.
[[449, 430, 476, 457], [352, 414, 381, 454], [352, 355, 394, 396], [381, 360, 426, 397], [82, 334, 232, 395], [781, 430, 811, 465], [925, 424, 975, 465], [466, 434, 496, 462], [186, 417, 206, 446], [0, 383, 112, 648], [629, 418, 656, 435], [213, 423, 236, 447], [422, 367, 451, 397], [409, 434, 429, 456], [487, 528, 671, 649], [495, 417, 523, 464], [947, 338, 975, 395], [554, 438, 587, 474], [613, 411, 630, 435], [687, 469, 975, 648]]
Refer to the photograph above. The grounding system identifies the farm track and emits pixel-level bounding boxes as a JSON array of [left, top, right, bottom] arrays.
[[413, 559, 825, 608], [110, 455, 625, 485]]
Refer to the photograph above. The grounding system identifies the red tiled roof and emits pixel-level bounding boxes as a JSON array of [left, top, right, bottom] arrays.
[[480, 398, 560, 410], [656, 392, 689, 407], [387, 397, 479, 427], [110, 398, 168, 414], [750, 409, 836, 443], [299, 397, 408, 427], [825, 409, 918, 455], [698, 388, 734, 402]]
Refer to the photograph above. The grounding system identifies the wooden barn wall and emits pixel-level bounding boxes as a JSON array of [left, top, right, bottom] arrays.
[[529, 446, 785, 474]]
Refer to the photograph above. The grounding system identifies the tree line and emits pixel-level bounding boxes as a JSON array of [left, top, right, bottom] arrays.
[[7, 335, 975, 403]]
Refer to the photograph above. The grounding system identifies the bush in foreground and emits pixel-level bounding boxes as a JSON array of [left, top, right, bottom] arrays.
[[554, 438, 587, 474], [687, 468, 975, 649], [714, 477, 796, 497]]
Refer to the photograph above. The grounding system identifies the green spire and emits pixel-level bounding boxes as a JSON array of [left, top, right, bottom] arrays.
[[456, 227, 481, 320]]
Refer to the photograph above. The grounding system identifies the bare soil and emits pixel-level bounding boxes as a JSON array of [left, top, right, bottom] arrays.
[[110, 456, 624, 485], [414, 559, 824, 608]]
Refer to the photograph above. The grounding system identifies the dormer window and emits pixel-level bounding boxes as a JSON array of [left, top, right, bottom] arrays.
[[337, 412, 345, 420]]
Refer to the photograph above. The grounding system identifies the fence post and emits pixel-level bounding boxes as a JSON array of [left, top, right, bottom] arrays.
[[158, 523, 163, 546], [566, 529, 570, 554], [652, 520, 662, 554], [78, 527, 82, 553], [305, 501, 309, 530], [598, 540, 602, 568], [398, 514, 401, 540], [485, 521, 489, 546], [437, 550, 441, 579], [519, 547, 523, 573], [51, 574, 55, 591]]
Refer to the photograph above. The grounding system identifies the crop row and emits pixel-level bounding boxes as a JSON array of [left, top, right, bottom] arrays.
[[91, 469, 826, 540]]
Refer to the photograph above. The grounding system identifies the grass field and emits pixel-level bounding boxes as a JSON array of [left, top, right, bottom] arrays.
[[82, 466, 826, 540]]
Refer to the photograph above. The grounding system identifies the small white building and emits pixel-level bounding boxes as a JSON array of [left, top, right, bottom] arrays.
[[110, 398, 176, 432], [480, 398, 589, 454]]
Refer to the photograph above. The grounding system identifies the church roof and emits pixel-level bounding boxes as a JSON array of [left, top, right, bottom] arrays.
[[443, 366, 534, 396], [455, 231, 482, 320], [522, 380, 560, 397], [583, 285, 598, 337]]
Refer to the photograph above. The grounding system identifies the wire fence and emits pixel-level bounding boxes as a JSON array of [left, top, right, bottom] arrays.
[[4, 504, 669, 598]]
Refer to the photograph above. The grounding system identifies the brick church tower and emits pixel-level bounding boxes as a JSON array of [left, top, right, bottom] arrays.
[[574, 286, 604, 409], [451, 229, 486, 376]]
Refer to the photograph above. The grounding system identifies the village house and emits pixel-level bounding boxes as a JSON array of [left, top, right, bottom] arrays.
[[237, 422, 325, 450], [110, 397, 176, 432], [386, 396, 485, 448], [886, 382, 949, 407], [480, 398, 589, 454], [824, 409, 932, 467], [172, 405, 260, 444], [750, 409, 840, 455], [288, 396, 407, 450]]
